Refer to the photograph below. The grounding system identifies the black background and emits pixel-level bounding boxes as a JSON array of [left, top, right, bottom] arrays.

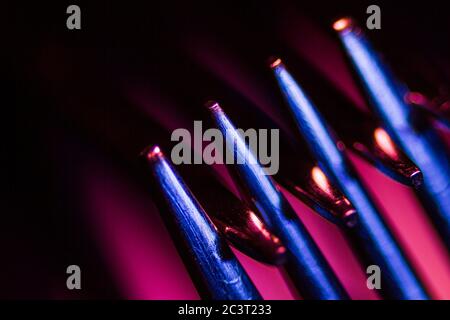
[[8, 0, 450, 299]]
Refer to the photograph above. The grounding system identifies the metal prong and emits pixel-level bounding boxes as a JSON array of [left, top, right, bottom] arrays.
[[142, 145, 262, 300], [335, 18, 450, 248], [271, 60, 429, 299], [207, 101, 350, 300]]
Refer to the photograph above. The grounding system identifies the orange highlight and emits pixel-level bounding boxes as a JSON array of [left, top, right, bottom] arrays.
[[311, 166, 331, 195], [270, 58, 282, 69], [333, 18, 352, 32], [147, 146, 162, 159], [374, 128, 398, 160]]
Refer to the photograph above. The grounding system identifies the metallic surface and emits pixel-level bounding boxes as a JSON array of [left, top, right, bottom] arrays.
[[137, 117, 287, 266], [335, 19, 450, 247], [179, 165, 287, 265], [276, 55, 424, 189], [276, 155, 357, 226], [354, 127, 423, 188], [405, 92, 450, 129], [271, 61, 429, 299], [208, 102, 350, 300], [143, 146, 262, 300]]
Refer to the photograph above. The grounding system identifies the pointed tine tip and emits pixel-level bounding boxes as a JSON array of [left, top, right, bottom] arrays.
[[205, 100, 222, 112], [343, 209, 358, 227], [410, 170, 424, 189], [268, 56, 283, 69], [141, 144, 163, 161], [332, 17, 354, 33]]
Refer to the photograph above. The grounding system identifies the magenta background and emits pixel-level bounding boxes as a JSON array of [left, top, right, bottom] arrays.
[[77, 13, 450, 298], [81, 150, 450, 299], [11, 2, 450, 300]]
